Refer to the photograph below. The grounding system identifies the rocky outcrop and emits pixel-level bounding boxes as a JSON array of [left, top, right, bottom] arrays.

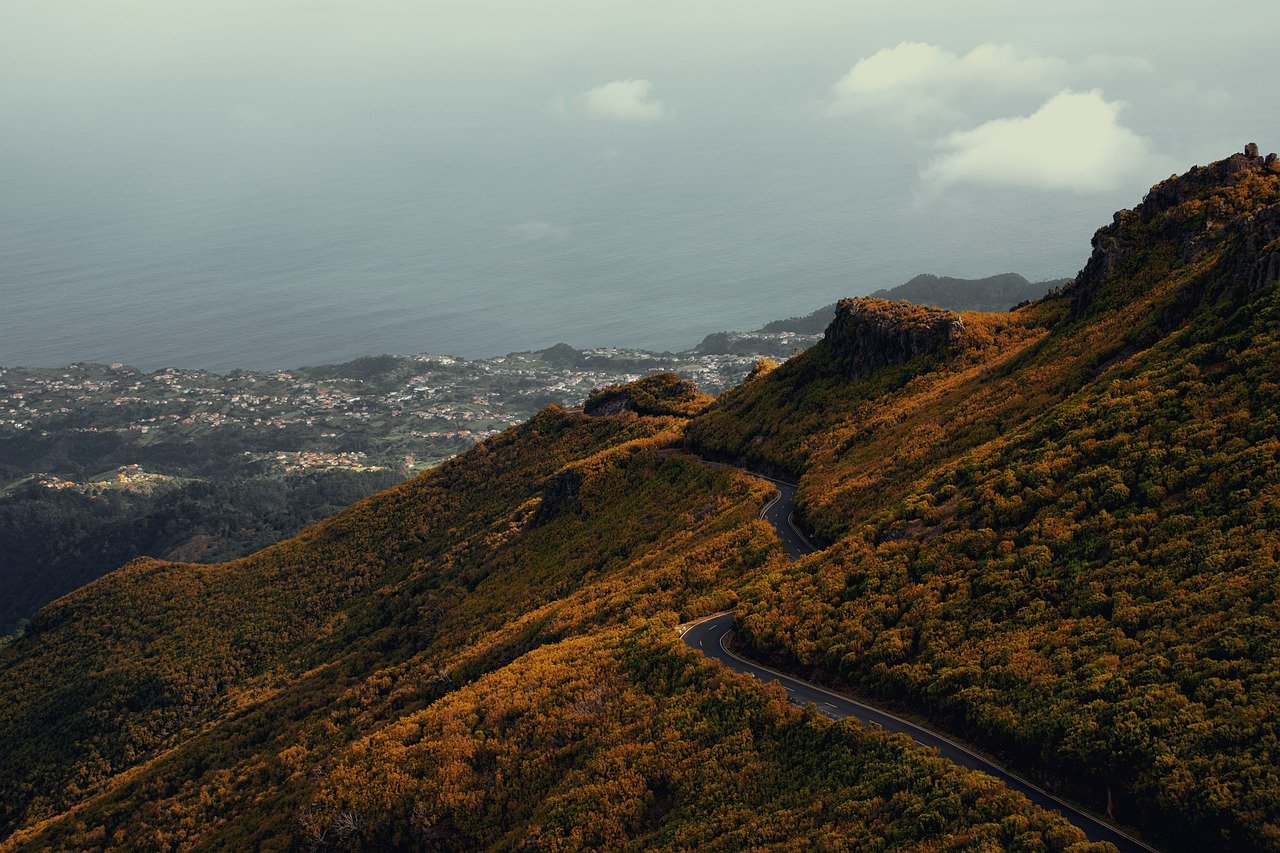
[[823, 298, 965, 378], [583, 392, 636, 417], [1066, 143, 1280, 321], [583, 373, 714, 418]]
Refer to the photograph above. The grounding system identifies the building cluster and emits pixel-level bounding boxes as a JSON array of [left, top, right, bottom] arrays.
[[0, 331, 818, 481]]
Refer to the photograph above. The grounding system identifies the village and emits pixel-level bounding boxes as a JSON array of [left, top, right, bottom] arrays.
[[0, 330, 817, 484]]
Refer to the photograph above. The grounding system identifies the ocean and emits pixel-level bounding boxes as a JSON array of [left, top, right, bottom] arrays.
[[0, 107, 1150, 373], [0, 1, 1261, 373]]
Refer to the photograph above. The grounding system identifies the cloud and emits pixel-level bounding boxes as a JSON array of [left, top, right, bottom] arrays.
[[921, 90, 1153, 193], [826, 42, 1150, 126], [508, 219, 569, 242], [580, 79, 664, 122]]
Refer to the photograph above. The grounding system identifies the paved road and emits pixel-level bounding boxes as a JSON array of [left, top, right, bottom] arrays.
[[752, 473, 815, 560], [681, 468, 1158, 853]]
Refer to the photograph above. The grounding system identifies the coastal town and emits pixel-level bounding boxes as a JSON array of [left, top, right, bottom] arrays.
[[0, 329, 819, 485]]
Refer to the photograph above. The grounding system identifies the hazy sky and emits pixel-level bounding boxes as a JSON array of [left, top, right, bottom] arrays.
[[2, 1, 1278, 367], [5, 0, 1267, 162]]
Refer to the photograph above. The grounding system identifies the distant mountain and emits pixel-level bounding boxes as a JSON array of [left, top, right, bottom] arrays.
[[869, 272, 1069, 311], [760, 272, 1067, 335]]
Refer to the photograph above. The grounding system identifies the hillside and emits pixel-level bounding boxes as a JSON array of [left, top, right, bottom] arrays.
[[0, 269, 1057, 637], [3, 146, 1280, 851], [0, 340, 779, 636], [687, 146, 1280, 849], [0, 379, 1093, 851]]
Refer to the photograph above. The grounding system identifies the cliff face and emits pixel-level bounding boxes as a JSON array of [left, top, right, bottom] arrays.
[[823, 297, 965, 378], [1068, 144, 1280, 320]]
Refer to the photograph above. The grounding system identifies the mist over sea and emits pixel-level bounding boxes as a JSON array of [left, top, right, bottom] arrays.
[[0, 121, 1121, 372], [1, 2, 1228, 372]]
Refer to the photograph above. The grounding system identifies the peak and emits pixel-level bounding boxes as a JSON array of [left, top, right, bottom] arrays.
[[1136, 143, 1280, 220], [823, 298, 965, 378], [1065, 145, 1280, 320], [539, 342, 586, 367], [583, 373, 713, 418]]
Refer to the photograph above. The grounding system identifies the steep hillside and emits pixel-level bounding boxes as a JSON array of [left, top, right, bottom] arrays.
[[4, 146, 1280, 852], [0, 399, 1093, 851], [688, 146, 1280, 849], [0, 407, 774, 844]]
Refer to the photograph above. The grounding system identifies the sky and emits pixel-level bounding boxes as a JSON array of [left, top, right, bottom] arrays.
[[1, 1, 1278, 368]]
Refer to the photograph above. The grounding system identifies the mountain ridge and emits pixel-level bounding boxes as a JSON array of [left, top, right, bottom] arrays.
[[4, 146, 1280, 851]]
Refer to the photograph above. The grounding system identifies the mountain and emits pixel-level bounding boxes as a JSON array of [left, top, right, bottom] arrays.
[[0, 470, 404, 636], [869, 272, 1070, 312], [686, 145, 1280, 849], [0, 270, 1050, 638], [760, 272, 1067, 336], [0, 338, 791, 637], [4, 145, 1280, 851]]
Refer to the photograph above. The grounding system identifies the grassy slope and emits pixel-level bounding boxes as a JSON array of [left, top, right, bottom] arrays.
[[0, 385, 1101, 851], [5, 155, 1280, 851], [686, 157, 1280, 850]]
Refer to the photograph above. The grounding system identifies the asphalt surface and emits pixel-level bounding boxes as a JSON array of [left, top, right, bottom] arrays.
[[753, 473, 815, 560], [679, 468, 1158, 853]]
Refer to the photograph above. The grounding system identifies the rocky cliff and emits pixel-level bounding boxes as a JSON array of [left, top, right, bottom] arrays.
[[1067, 143, 1280, 321], [823, 297, 965, 378]]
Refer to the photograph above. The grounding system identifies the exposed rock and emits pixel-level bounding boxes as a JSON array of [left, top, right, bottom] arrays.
[[1064, 148, 1280, 320], [583, 373, 714, 418], [1245, 142, 1260, 159], [583, 392, 635, 417], [823, 298, 965, 378]]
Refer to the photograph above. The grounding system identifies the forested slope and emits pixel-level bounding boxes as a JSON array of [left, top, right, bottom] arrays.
[[0, 376, 1096, 851], [4, 149, 1280, 851], [687, 148, 1280, 850]]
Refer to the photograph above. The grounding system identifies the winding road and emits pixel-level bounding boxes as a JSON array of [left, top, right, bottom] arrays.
[[680, 468, 1157, 853]]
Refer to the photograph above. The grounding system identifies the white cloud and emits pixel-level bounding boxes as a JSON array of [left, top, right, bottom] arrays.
[[580, 78, 664, 122], [921, 90, 1153, 193], [826, 42, 1150, 126], [508, 219, 569, 242]]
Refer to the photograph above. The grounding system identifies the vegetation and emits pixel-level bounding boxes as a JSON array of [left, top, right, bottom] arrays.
[[0, 405, 782, 848], [0, 470, 401, 635], [3, 151, 1280, 850], [583, 373, 715, 418], [692, 153, 1280, 850], [761, 273, 1065, 334], [301, 624, 1098, 851]]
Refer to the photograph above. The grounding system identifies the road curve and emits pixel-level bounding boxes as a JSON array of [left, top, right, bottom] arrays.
[[751, 472, 816, 560], [681, 469, 1158, 853]]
